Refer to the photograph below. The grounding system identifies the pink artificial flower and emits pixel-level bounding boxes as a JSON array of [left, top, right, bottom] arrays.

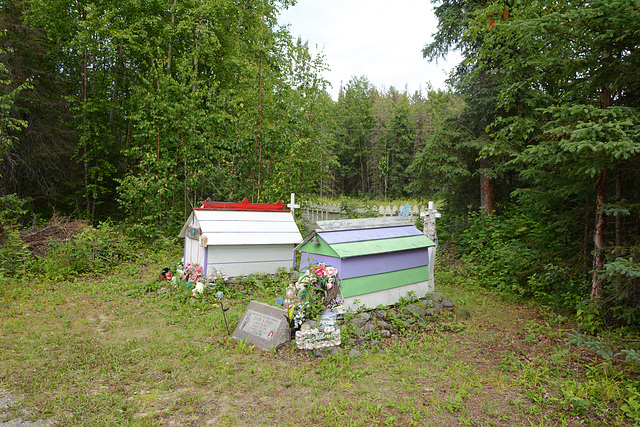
[[327, 282, 333, 290], [325, 267, 338, 277], [189, 274, 198, 282], [165, 272, 172, 280], [185, 262, 191, 270], [314, 263, 326, 277]]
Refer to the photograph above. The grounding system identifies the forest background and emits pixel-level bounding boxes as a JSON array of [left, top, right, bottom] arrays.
[[1, 0, 640, 332]]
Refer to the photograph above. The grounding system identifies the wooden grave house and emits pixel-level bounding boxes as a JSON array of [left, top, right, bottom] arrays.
[[179, 198, 303, 277], [295, 217, 436, 310]]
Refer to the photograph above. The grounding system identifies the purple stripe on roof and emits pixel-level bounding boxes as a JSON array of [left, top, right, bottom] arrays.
[[318, 225, 421, 245], [299, 247, 429, 280]]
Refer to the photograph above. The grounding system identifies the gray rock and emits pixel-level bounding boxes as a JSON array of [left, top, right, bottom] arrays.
[[370, 340, 382, 349], [363, 323, 377, 334], [380, 330, 391, 339], [403, 304, 426, 318], [350, 312, 371, 329], [419, 299, 434, 308], [432, 302, 444, 312], [157, 288, 168, 295], [348, 348, 361, 357], [456, 309, 472, 320], [372, 309, 387, 319], [376, 320, 392, 330], [442, 299, 454, 309], [430, 292, 444, 302], [346, 338, 357, 346], [314, 349, 323, 358], [327, 347, 344, 356], [290, 271, 300, 281]]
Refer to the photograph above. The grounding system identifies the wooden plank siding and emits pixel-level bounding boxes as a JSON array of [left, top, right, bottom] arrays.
[[318, 225, 421, 244], [207, 244, 295, 277], [297, 224, 435, 308], [339, 265, 430, 298], [180, 204, 302, 277], [300, 247, 429, 280]]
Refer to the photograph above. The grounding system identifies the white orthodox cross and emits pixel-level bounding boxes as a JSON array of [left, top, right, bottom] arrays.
[[420, 201, 441, 244], [287, 192, 300, 216]]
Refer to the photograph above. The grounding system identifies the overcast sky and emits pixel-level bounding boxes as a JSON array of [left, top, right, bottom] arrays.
[[277, 0, 461, 99]]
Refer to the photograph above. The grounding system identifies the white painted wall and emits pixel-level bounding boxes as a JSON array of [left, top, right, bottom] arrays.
[[341, 280, 434, 311], [206, 244, 295, 277]]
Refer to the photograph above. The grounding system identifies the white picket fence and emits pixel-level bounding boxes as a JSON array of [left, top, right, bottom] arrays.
[[300, 202, 425, 224]]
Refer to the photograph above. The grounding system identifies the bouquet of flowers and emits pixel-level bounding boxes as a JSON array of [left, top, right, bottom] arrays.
[[284, 262, 343, 328], [183, 262, 204, 283]]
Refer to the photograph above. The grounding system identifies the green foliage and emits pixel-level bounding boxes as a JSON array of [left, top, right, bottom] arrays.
[[0, 194, 33, 277], [621, 382, 640, 425], [2, 0, 338, 230], [0, 31, 31, 161], [338, 198, 379, 219], [598, 255, 640, 329], [425, 0, 640, 331], [41, 222, 137, 279], [449, 205, 589, 312]]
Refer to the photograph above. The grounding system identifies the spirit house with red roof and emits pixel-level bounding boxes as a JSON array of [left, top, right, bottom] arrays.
[[179, 198, 302, 277]]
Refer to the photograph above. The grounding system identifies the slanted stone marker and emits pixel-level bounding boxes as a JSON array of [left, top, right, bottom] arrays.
[[232, 301, 289, 350]]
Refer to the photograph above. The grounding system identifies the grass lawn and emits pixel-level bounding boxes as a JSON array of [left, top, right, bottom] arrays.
[[1, 245, 638, 426]]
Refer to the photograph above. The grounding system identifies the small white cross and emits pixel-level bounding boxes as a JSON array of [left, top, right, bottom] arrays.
[[287, 192, 300, 215]]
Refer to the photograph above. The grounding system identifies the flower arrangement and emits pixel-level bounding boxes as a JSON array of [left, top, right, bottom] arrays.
[[283, 262, 343, 329], [171, 260, 228, 289], [183, 262, 204, 283]]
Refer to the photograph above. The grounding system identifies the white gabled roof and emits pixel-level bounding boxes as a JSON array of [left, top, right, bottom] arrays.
[[180, 210, 302, 246]]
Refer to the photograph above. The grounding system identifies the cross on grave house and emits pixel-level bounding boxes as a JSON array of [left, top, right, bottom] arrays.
[[421, 201, 441, 245], [287, 192, 300, 216]]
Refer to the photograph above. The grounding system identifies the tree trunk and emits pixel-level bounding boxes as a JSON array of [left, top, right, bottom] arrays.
[[591, 169, 607, 299], [480, 173, 494, 215], [591, 83, 612, 298]]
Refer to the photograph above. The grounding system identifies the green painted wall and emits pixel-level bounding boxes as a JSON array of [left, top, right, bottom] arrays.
[[339, 265, 430, 298]]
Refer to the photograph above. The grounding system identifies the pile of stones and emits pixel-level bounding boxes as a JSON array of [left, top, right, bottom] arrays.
[[296, 291, 462, 358]]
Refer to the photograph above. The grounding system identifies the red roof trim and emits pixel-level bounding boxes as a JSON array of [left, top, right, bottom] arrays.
[[196, 198, 289, 212]]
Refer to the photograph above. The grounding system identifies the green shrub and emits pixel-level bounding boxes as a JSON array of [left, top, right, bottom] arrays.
[[599, 255, 640, 330], [449, 206, 586, 311], [0, 194, 33, 277], [42, 222, 137, 279]]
